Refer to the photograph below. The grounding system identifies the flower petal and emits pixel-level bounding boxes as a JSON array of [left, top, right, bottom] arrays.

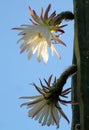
[[56, 104, 70, 123], [44, 4, 51, 19], [40, 105, 49, 125], [51, 104, 60, 128], [51, 44, 61, 58], [28, 99, 46, 118]]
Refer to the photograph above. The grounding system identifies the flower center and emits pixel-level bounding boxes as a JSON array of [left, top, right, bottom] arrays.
[[44, 92, 59, 105], [36, 32, 46, 42], [37, 32, 43, 39]]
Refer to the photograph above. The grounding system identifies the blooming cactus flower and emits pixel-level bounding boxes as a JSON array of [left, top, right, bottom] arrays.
[[13, 4, 67, 63], [20, 75, 75, 128], [20, 65, 77, 128]]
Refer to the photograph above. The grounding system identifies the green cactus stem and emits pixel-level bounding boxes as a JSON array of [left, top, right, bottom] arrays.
[[72, 0, 89, 130]]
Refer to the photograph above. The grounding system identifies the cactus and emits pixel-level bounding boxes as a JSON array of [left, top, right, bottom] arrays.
[[71, 0, 89, 130]]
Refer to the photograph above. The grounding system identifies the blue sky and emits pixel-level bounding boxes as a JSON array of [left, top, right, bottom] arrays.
[[0, 0, 74, 130]]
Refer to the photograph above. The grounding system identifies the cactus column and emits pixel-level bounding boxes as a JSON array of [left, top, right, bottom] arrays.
[[72, 0, 89, 130]]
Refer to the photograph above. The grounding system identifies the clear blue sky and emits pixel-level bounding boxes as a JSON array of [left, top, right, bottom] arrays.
[[0, 0, 74, 130]]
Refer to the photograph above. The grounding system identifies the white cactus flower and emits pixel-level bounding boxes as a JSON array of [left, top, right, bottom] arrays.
[[13, 4, 66, 63], [20, 75, 71, 128]]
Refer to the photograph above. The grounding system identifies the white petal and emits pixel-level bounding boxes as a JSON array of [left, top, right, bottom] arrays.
[[41, 105, 49, 125], [28, 100, 46, 117], [47, 110, 53, 126], [34, 108, 43, 121], [35, 104, 49, 124], [37, 41, 48, 63], [28, 51, 33, 59], [51, 44, 61, 58], [20, 95, 42, 99], [51, 105, 60, 128]]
